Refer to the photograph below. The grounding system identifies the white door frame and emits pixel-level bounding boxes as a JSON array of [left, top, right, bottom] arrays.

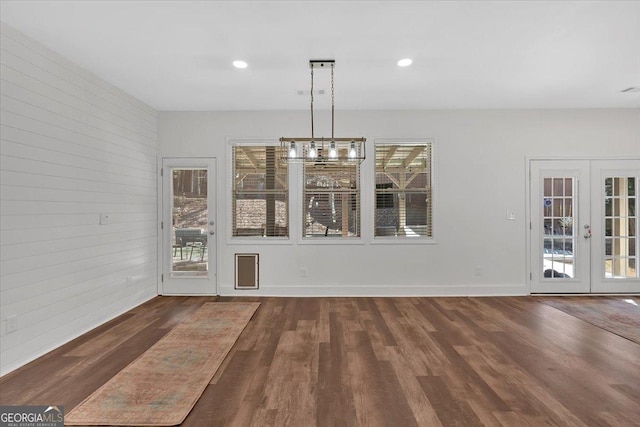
[[158, 157, 217, 295]]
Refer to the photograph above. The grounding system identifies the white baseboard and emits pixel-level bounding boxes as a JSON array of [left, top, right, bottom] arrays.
[[218, 283, 528, 297]]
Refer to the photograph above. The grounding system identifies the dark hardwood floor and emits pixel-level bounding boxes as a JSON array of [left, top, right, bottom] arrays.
[[1, 296, 639, 426]]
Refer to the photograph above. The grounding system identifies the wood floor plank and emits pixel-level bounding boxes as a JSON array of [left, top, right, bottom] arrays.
[[316, 311, 358, 427], [2, 296, 639, 426], [384, 346, 443, 427], [346, 331, 394, 427], [418, 375, 485, 426], [184, 350, 258, 425]]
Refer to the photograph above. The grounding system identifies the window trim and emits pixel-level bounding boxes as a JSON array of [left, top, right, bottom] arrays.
[[227, 139, 293, 245], [370, 138, 438, 245]]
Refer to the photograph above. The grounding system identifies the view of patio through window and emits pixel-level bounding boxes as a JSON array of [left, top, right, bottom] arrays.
[[232, 145, 289, 237], [542, 177, 575, 278], [374, 143, 433, 238], [303, 161, 360, 238]]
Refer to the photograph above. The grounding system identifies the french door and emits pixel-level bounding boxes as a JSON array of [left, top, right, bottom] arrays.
[[530, 159, 639, 293], [161, 158, 217, 295]]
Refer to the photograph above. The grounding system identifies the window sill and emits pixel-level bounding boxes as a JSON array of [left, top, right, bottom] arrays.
[[229, 237, 293, 245], [299, 237, 366, 245], [369, 237, 438, 245]]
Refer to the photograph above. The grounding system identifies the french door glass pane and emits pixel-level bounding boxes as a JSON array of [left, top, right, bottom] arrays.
[[172, 169, 208, 276], [603, 177, 638, 279], [542, 177, 575, 278]]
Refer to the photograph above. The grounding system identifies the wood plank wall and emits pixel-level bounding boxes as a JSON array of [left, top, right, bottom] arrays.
[[0, 22, 159, 375]]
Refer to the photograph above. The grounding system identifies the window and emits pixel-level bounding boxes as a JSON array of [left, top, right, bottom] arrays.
[[232, 145, 288, 237], [303, 161, 360, 238], [375, 142, 433, 238]]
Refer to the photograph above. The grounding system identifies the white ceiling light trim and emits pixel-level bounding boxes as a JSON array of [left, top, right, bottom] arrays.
[[233, 60, 248, 69], [397, 58, 413, 67]]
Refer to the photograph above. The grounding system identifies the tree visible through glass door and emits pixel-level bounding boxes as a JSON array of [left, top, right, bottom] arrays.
[[171, 168, 208, 276]]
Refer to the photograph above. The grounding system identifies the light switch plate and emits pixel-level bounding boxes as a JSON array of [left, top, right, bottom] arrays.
[[100, 213, 110, 225]]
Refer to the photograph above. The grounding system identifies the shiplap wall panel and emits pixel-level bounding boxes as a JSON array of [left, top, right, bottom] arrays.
[[0, 155, 155, 188], [1, 95, 155, 154], [0, 170, 155, 200], [0, 23, 159, 375], [0, 60, 156, 139], [1, 235, 156, 276], [3, 252, 156, 310], [3, 253, 156, 312], [1, 219, 156, 245], [1, 181, 157, 207], [1, 124, 155, 170], [0, 210, 156, 230], [1, 72, 157, 142], [0, 30, 157, 132], [1, 113, 156, 162]]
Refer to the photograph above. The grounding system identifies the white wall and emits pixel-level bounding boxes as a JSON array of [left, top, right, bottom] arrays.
[[0, 23, 159, 375], [159, 109, 640, 296]]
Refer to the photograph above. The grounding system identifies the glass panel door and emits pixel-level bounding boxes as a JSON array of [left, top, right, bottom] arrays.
[[531, 160, 590, 293], [162, 158, 216, 295], [591, 160, 640, 293]]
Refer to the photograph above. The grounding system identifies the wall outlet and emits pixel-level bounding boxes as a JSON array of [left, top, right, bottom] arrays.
[[506, 210, 516, 221], [300, 267, 307, 278], [100, 213, 110, 225], [6, 315, 17, 334], [474, 266, 482, 277]]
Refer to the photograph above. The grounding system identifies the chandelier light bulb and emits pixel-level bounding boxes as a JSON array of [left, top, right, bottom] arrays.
[[288, 141, 297, 158], [348, 141, 357, 159], [308, 141, 317, 158], [329, 141, 337, 159]]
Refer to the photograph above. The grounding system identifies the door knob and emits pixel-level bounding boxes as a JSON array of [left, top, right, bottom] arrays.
[[209, 230, 215, 235], [583, 224, 591, 239]]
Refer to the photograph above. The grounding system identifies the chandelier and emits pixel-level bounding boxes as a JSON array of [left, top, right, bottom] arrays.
[[280, 60, 365, 163]]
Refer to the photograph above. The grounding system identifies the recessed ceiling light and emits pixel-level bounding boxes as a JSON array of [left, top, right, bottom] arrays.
[[397, 58, 413, 67], [233, 60, 248, 69]]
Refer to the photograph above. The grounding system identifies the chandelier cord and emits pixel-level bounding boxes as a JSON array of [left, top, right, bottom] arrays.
[[310, 66, 315, 140], [331, 65, 335, 139]]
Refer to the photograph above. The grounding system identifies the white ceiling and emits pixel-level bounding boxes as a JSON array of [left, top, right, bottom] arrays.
[[1, 1, 639, 111]]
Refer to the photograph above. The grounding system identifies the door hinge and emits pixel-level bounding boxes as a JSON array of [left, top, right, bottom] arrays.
[[161, 274, 164, 282], [160, 168, 163, 176], [530, 272, 533, 280], [530, 222, 532, 230], [161, 221, 163, 230]]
